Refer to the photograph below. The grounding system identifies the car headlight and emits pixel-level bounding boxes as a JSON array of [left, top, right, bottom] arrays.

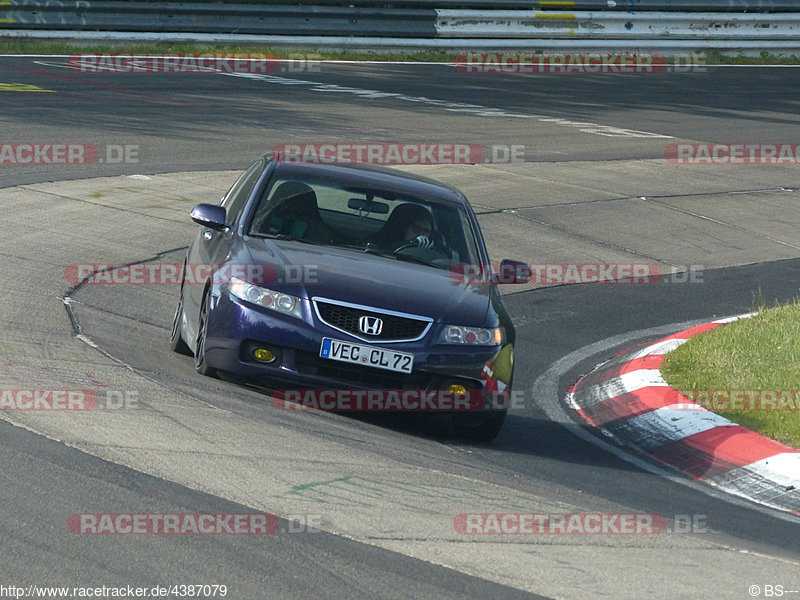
[[228, 276, 303, 319], [440, 325, 502, 346]]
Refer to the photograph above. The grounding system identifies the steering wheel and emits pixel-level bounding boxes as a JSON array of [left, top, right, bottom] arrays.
[[393, 236, 448, 259]]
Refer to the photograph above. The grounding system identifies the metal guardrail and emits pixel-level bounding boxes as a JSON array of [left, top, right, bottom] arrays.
[[4, 0, 799, 10], [0, 2, 437, 38], [436, 10, 800, 40], [1, 0, 799, 51]]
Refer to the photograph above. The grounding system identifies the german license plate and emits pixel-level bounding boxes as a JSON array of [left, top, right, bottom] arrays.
[[320, 338, 413, 374]]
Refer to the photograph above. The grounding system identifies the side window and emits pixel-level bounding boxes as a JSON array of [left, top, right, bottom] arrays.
[[220, 160, 263, 224]]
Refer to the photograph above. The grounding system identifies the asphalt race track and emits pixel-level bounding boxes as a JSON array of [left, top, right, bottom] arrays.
[[1, 56, 800, 599]]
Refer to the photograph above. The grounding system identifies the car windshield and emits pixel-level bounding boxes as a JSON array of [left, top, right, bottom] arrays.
[[246, 176, 483, 270]]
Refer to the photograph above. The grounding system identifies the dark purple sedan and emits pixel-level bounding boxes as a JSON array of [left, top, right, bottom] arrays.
[[170, 157, 528, 441]]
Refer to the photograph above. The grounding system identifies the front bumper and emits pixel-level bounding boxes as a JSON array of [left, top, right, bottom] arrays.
[[202, 290, 513, 410]]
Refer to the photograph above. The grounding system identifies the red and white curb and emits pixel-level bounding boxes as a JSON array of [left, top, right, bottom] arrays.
[[567, 315, 800, 515]]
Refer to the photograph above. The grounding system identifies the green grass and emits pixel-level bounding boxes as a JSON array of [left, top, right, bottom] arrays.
[[702, 50, 800, 65], [661, 298, 800, 448], [1, 39, 799, 64], [0, 39, 456, 61]]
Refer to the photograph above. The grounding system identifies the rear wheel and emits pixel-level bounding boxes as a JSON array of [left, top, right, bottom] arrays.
[[453, 409, 507, 443], [169, 296, 192, 356], [194, 287, 217, 377]]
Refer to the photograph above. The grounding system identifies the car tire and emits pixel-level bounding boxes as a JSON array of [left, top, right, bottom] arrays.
[[194, 287, 217, 378], [453, 409, 507, 443], [169, 296, 192, 356]]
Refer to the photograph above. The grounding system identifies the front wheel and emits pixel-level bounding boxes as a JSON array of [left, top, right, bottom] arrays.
[[169, 296, 192, 356], [193, 288, 217, 378]]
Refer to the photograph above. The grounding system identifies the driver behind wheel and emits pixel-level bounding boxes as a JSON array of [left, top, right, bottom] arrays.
[[379, 203, 436, 253]]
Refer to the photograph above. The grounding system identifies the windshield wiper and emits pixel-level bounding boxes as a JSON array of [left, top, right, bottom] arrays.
[[393, 253, 435, 267], [362, 246, 397, 259], [248, 233, 315, 244], [361, 244, 438, 267], [319, 243, 395, 258]]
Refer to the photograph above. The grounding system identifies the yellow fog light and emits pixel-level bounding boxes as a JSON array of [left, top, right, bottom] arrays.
[[448, 384, 467, 399], [253, 348, 276, 363]]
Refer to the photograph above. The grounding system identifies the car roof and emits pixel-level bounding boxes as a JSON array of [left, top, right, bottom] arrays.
[[261, 157, 467, 205]]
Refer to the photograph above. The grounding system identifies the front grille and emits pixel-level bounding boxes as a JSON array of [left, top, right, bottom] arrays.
[[313, 299, 431, 342]]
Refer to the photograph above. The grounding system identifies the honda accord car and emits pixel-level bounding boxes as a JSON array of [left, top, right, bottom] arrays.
[[170, 156, 528, 441]]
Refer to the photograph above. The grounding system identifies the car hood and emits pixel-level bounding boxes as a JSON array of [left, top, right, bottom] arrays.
[[240, 238, 492, 325]]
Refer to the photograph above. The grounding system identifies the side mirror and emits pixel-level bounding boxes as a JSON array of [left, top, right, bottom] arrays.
[[497, 259, 531, 284], [191, 204, 228, 231]]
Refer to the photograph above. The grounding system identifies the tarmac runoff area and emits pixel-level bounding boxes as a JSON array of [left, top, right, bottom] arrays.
[[1, 160, 800, 599]]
